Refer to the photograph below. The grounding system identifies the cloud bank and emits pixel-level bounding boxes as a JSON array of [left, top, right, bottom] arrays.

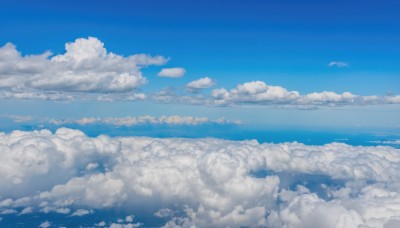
[[1, 128, 400, 227], [49, 115, 241, 126], [0, 37, 167, 94], [210, 81, 400, 107]]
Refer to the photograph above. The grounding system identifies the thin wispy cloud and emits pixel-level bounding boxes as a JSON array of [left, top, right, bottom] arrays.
[[49, 115, 242, 126], [328, 61, 349, 68]]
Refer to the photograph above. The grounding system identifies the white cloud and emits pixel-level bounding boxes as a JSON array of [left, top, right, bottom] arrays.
[[210, 80, 400, 107], [0, 37, 167, 94], [1, 209, 17, 214], [49, 115, 242, 126], [125, 215, 134, 222], [186, 77, 215, 90], [328, 61, 349, 68], [211, 81, 301, 105], [1, 128, 400, 227], [95, 221, 106, 226], [39, 221, 51, 228], [370, 140, 400, 145], [157, 67, 186, 78], [71, 209, 92, 216], [19, 206, 33, 215]]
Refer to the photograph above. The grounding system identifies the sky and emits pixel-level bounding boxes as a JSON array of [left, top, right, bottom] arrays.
[[1, 0, 400, 130], [2, 1, 400, 227]]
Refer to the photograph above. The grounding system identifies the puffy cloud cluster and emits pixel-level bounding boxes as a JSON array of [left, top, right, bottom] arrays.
[[49, 115, 241, 126], [1, 128, 400, 227], [0, 37, 167, 94], [211, 81, 400, 107]]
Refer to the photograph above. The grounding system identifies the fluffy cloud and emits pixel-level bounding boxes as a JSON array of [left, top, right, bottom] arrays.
[[1, 128, 400, 227], [328, 61, 349, 68], [186, 77, 215, 91], [0, 37, 167, 94], [210, 81, 400, 107], [211, 81, 301, 105], [49, 115, 241, 126], [157, 67, 186, 78]]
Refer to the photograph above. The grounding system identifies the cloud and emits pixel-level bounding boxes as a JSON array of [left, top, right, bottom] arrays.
[[211, 81, 300, 105], [209, 80, 400, 107], [157, 67, 186, 78], [71, 209, 92, 216], [39, 221, 51, 228], [186, 77, 215, 91], [0, 128, 400, 227], [370, 140, 400, 145], [0, 37, 167, 94], [49, 115, 241, 126], [328, 61, 349, 68]]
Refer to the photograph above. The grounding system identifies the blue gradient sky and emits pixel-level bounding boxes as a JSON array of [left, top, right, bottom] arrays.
[[1, 0, 399, 130]]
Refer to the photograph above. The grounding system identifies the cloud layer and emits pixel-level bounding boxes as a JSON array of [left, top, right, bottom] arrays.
[[1, 128, 400, 227], [49, 115, 241, 126], [0, 37, 166, 93]]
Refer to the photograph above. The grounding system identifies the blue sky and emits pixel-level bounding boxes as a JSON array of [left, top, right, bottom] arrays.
[[2, 1, 400, 227], [0, 0, 399, 130]]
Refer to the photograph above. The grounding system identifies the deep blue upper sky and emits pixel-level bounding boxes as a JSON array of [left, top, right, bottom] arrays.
[[1, 0, 399, 94]]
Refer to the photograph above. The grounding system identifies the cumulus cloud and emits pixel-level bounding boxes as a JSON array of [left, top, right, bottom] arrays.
[[0, 37, 167, 94], [1, 128, 400, 227], [210, 80, 400, 107], [49, 115, 241, 126], [328, 61, 349, 68], [186, 77, 215, 91], [157, 67, 186, 78]]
